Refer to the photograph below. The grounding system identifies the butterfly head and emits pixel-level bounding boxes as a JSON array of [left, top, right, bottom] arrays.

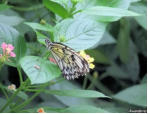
[[45, 39, 52, 49]]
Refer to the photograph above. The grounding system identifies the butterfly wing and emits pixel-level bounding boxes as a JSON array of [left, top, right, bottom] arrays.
[[49, 42, 89, 80]]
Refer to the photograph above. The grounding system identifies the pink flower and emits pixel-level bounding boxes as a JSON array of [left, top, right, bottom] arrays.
[[0, 42, 16, 62], [1, 42, 7, 50], [10, 52, 16, 57], [7, 44, 14, 51]]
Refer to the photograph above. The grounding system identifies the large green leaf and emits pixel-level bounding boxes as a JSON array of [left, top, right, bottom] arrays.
[[43, 0, 69, 18], [20, 56, 61, 84], [25, 22, 53, 32], [0, 23, 19, 45], [49, 80, 97, 106], [44, 89, 108, 98], [54, 18, 106, 51], [130, 2, 147, 29], [113, 83, 147, 107], [84, 6, 139, 17], [58, 105, 108, 113], [0, 15, 23, 26], [75, 0, 139, 22]]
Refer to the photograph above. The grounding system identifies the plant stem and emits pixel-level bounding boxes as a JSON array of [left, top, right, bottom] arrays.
[[1, 87, 8, 100], [0, 79, 29, 113], [17, 66, 23, 85], [82, 76, 88, 89], [11, 90, 41, 112], [87, 77, 96, 90], [0, 85, 23, 112]]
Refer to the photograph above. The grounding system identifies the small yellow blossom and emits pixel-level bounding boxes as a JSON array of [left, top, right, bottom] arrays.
[[79, 50, 95, 69], [37, 108, 45, 113], [89, 63, 95, 69], [40, 19, 46, 25], [8, 84, 16, 91]]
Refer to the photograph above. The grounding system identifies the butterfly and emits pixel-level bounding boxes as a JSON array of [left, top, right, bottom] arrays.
[[45, 39, 90, 80]]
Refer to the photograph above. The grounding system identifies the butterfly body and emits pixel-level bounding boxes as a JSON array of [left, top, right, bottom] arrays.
[[45, 39, 89, 80]]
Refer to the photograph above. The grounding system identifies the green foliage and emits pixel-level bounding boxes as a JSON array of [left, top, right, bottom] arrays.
[[44, 89, 108, 98], [113, 83, 147, 107], [20, 56, 61, 84], [0, 0, 146, 113]]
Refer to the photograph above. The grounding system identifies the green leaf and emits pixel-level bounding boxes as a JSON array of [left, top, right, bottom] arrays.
[[58, 105, 108, 113], [113, 83, 147, 107], [0, 4, 9, 11], [36, 31, 47, 45], [17, 91, 29, 100], [20, 56, 61, 84], [50, 80, 97, 106], [130, 3, 147, 29], [98, 31, 116, 46], [43, 0, 69, 18], [54, 18, 106, 51], [15, 37, 26, 63], [117, 19, 130, 63], [25, 22, 53, 32], [0, 15, 24, 26], [76, 0, 139, 22], [21, 105, 108, 113], [45, 89, 108, 98], [84, 6, 139, 17], [0, 23, 19, 45]]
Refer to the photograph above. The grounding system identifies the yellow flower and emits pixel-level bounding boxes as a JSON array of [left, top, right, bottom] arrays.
[[79, 50, 95, 69], [89, 63, 95, 69]]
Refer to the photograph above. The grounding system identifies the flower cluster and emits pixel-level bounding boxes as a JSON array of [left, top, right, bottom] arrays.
[[0, 42, 16, 62], [8, 84, 16, 91], [79, 50, 95, 69]]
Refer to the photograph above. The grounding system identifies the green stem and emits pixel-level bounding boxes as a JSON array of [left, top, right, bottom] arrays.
[[11, 90, 41, 112], [0, 79, 29, 113], [87, 75, 113, 95], [87, 77, 95, 90], [82, 76, 88, 89], [17, 66, 23, 86], [0, 85, 23, 112], [10, 83, 48, 112], [1, 87, 8, 100]]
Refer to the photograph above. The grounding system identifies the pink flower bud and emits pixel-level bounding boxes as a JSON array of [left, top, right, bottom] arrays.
[[7, 44, 14, 51], [1, 42, 7, 50], [10, 52, 16, 57]]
